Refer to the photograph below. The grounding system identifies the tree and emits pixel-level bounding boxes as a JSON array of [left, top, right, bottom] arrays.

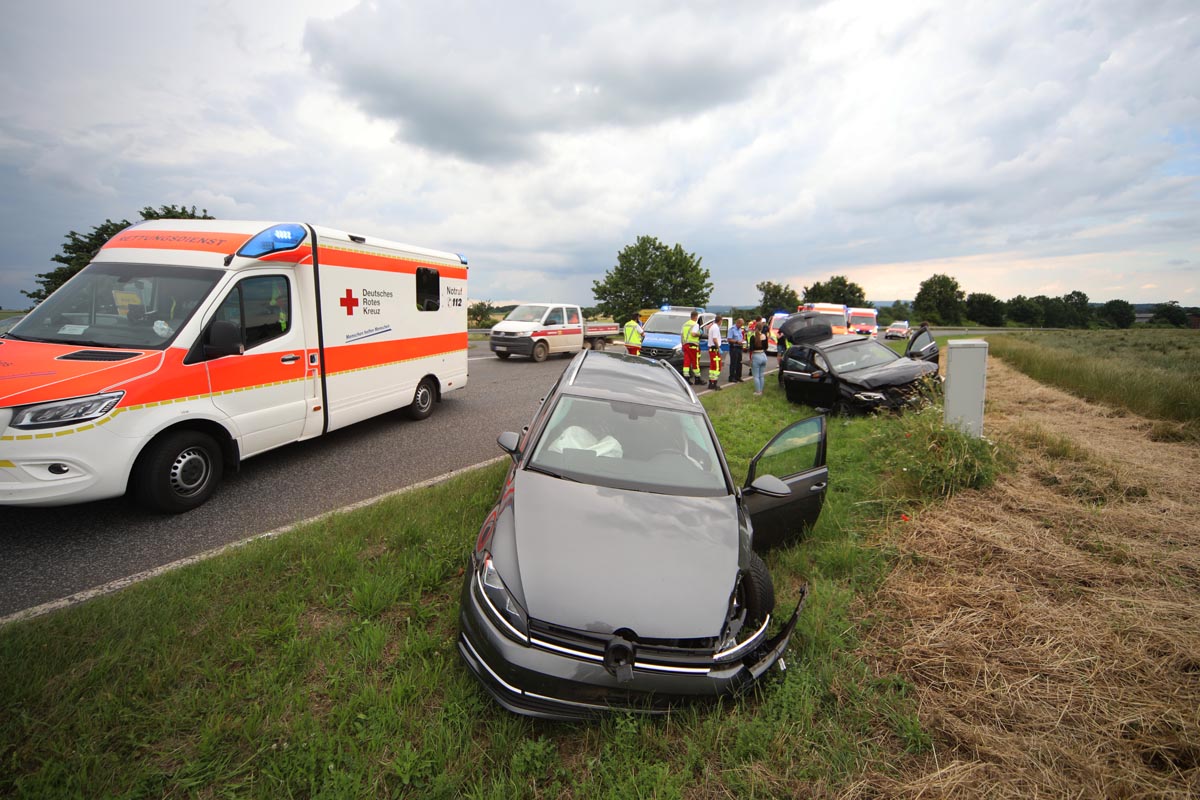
[[592, 236, 712, 325], [802, 275, 868, 307], [1034, 295, 1070, 328], [1097, 299, 1135, 328], [468, 300, 496, 328], [1151, 301, 1188, 327], [912, 274, 965, 325], [756, 281, 800, 317], [877, 300, 911, 325], [1006, 294, 1042, 326], [965, 292, 1005, 327], [1062, 290, 1092, 328], [24, 205, 214, 304]]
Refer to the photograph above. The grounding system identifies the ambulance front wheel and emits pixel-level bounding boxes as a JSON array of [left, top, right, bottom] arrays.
[[407, 377, 437, 420], [132, 430, 224, 514]]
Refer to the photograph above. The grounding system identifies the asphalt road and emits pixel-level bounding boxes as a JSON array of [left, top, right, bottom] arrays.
[[0, 342, 576, 617]]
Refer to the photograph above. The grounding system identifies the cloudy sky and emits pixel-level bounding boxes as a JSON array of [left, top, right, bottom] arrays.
[[1, 0, 1197, 311]]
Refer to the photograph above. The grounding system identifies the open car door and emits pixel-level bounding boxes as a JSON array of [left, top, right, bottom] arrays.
[[742, 415, 828, 550], [904, 329, 939, 367]]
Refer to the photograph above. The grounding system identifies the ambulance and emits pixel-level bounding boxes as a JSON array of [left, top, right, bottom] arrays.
[[0, 220, 468, 513], [846, 306, 878, 337], [799, 302, 849, 335]]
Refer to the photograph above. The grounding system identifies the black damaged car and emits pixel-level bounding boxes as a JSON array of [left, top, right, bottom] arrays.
[[458, 349, 828, 720], [778, 318, 940, 412]]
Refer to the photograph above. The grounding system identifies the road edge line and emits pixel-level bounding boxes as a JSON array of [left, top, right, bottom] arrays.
[[1, 455, 508, 628]]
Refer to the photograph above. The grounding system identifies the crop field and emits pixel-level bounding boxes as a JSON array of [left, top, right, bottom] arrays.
[[2, 349, 1197, 797], [986, 329, 1200, 440]]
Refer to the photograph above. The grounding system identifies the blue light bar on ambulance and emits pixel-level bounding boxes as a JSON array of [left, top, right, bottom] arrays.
[[237, 224, 308, 259]]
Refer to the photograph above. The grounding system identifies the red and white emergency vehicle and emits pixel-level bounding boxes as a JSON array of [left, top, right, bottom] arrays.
[[0, 220, 468, 512], [489, 303, 618, 361], [799, 302, 849, 335], [847, 306, 878, 337]]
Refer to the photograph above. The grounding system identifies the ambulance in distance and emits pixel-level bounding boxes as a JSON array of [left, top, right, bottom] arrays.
[[0, 220, 468, 513]]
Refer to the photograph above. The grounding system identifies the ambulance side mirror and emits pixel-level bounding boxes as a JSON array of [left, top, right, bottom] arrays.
[[204, 320, 244, 359]]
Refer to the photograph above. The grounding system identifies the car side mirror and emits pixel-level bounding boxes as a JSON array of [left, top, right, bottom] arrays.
[[204, 320, 243, 358], [747, 474, 791, 498], [497, 431, 520, 457]]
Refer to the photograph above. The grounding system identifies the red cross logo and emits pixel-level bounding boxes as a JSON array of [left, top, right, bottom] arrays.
[[340, 289, 359, 316]]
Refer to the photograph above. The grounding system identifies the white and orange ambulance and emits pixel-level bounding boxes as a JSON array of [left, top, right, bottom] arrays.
[[0, 220, 468, 512]]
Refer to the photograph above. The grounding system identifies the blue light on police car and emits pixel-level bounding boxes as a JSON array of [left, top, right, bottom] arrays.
[[237, 224, 308, 259]]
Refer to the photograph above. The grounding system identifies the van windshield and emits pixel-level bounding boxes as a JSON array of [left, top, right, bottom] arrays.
[[505, 305, 550, 323], [9, 263, 223, 349]]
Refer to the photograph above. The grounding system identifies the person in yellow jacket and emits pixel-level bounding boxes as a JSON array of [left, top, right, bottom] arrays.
[[681, 311, 702, 385], [623, 316, 644, 356]]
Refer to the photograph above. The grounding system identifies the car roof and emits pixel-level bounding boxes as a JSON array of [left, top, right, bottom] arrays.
[[562, 350, 700, 412]]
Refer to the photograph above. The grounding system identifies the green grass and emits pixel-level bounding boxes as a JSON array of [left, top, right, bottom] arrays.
[[986, 330, 1200, 428], [0, 380, 1001, 798]]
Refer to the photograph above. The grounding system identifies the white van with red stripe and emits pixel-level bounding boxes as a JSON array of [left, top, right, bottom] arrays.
[[0, 220, 468, 512], [489, 303, 618, 362]]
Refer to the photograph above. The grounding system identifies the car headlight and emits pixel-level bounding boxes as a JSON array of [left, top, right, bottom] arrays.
[[477, 554, 529, 642], [673, 343, 682, 352], [852, 391, 886, 403], [9, 391, 124, 430]]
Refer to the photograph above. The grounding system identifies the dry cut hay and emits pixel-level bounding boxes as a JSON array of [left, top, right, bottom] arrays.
[[854, 356, 1200, 799]]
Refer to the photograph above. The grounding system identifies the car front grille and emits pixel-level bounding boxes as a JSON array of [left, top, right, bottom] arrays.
[[527, 618, 719, 672], [640, 346, 677, 360], [491, 331, 522, 339]]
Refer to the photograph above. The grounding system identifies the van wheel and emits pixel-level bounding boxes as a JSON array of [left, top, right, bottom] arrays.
[[495, 351, 511, 360], [532, 342, 548, 363], [594, 338, 606, 351], [408, 377, 436, 420], [132, 431, 223, 513]]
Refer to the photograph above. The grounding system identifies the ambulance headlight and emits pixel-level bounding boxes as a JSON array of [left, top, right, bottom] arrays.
[[9, 391, 124, 430]]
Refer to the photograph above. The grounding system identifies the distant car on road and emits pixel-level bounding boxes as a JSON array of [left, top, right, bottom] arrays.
[[884, 320, 910, 340], [459, 349, 828, 719]]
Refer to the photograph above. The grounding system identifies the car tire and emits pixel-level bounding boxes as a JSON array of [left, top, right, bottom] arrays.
[[742, 552, 776, 626], [532, 342, 548, 363], [407, 377, 437, 420], [594, 338, 605, 351], [131, 430, 223, 513], [495, 351, 511, 360]]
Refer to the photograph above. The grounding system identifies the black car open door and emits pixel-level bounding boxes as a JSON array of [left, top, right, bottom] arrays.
[[904, 329, 939, 366], [743, 415, 828, 550]]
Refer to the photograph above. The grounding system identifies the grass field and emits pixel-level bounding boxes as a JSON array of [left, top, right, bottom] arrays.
[[0, 376, 1000, 798], [986, 329, 1200, 440]]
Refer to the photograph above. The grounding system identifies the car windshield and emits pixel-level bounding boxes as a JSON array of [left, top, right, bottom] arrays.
[[8, 263, 223, 349], [849, 314, 875, 326], [528, 395, 728, 497], [824, 339, 899, 374], [643, 312, 690, 334], [505, 305, 550, 323]]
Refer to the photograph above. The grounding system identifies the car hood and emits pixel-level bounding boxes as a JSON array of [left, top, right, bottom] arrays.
[[511, 470, 739, 640], [640, 331, 682, 347], [840, 357, 936, 390], [0, 339, 162, 407]]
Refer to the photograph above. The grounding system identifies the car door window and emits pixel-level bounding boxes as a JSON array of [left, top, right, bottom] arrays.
[[566, 307, 580, 325], [748, 416, 825, 483], [910, 330, 933, 351], [545, 307, 564, 326], [204, 275, 290, 352]]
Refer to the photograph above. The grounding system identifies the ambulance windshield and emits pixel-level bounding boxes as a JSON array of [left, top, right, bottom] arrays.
[[9, 263, 223, 350]]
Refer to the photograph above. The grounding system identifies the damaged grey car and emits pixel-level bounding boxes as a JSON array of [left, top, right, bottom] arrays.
[[458, 349, 827, 720]]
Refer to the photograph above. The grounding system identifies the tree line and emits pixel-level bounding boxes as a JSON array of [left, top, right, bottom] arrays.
[[19, 216, 1196, 330]]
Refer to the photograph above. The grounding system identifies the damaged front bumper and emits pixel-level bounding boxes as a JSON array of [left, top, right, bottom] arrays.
[[458, 574, 808, 721]]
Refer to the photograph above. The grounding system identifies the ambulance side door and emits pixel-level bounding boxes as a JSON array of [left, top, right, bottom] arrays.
[[201, 272, 309, 456]]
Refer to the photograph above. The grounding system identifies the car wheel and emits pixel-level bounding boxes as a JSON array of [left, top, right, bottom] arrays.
[[132, 430, 223, 513], [407, 377, 437, 420], [742, 552, 776, 626], [532, 342, 548, 362], [495, 351, 511, 360]]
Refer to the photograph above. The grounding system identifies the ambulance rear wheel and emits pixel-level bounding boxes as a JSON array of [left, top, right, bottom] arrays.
[[532, 342, 548, 363], [132, 430, 223, 514], [407, 377, 436, 420]]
